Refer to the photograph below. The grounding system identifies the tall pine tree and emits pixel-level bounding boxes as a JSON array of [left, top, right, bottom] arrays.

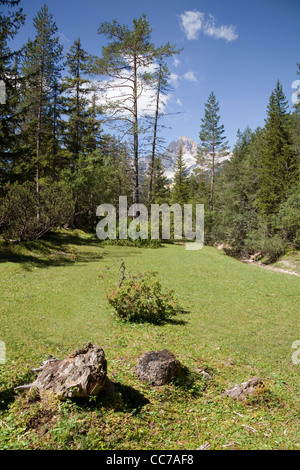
[[20, 4, 63, 209], [257, 80, 297, 216], [0, 0, 25, 186], [171, 144, 190, 204], [95, 15, 159, 204], [62, 38, 99, 169], [198, 91, 228, 213]]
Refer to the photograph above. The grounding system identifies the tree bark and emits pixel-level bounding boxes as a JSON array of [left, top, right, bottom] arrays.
[[147, 61, 162, 208], [133, 54, 139, 204], [36, 68, 43, 221]]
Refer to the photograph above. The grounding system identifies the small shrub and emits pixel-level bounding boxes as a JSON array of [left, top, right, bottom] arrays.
[[107, 272, 181, 324]]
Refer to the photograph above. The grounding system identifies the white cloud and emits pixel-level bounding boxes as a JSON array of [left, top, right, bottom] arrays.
[[58, 31, 71, 44], [184, 70, 198, 83], [173, 58, 181, 68], [176, 98, 182, 106], [179, 10, 238, 42], [91, 69, 170, 119], [203, 15, 238, 42], [170, 72, 180, 88], [179, 11, 204, 40]]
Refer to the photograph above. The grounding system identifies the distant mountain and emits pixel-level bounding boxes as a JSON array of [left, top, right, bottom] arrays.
[[161, 136, 231, 181], [139, 136, 232, 181], [162, 136, 198, 180]]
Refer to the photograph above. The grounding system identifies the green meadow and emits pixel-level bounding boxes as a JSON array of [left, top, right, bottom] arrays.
[[0, 231, 299, 450]]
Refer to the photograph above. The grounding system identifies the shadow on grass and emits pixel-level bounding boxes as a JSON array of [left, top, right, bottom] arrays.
[[0, 387, 16, 412], [113, 381, 150, 414], [0, 231, 151, 271], [70, 381, 150, 415], [171, 366, 208, 397], [118, 308, 189, 326]]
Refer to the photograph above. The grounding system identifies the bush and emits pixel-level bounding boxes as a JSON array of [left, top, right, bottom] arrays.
[[244, 224, 286, 263], [107, 272, 181, 324], [0, 181, 74, 241]]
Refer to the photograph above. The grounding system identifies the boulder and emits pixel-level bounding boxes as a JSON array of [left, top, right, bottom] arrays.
[[222, 377, 265, 401], [16, 343, 108, 400], [136, 349, 183, 386]]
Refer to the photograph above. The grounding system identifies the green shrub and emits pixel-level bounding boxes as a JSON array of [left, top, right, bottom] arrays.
[[0, 181, 74, 241], [244, 224, 286, 263], [107, 272, 181, 324]]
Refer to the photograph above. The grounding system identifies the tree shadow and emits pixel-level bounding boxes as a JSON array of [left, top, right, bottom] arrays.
[[125, 308, 189, 326], [0, 231, 148, 271], [0, 386, 16, 412], [0, 248, 104, 271], [70, 381, 150, 415], [113, 381, 150, 414]]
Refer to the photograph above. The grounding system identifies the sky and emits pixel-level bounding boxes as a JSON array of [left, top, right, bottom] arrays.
[[10, 0, 300, 150]]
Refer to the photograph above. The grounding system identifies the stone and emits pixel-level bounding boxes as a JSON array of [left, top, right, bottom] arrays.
[[196, 442, 211, 450], [196, 368, 213, 380], [222, 377, 265, 401], [16, 343, 108, 400], [136, 349, 183, 386]]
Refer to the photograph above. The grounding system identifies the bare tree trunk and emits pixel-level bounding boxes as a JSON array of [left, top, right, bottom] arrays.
[[148, 61, 162, 209], [210, 122, 215, 213], [133, 54, 139, 204], [210, 149, 215, 213], [36, 70, 43, 221]]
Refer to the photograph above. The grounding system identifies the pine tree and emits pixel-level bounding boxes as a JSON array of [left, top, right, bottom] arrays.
[[95, 15, 158, 204], [171, 144, 190, 204], [257, 80, 297, 216], [198, 91, 228, 213], [62, 38, 98, 168], [0, 0, 25, 186], [290, 63, 300, 165], [20, 4, 63, 210], [213, 126, 261, 251], [47, 78, 66, 181], [83, 93, 102, 155]]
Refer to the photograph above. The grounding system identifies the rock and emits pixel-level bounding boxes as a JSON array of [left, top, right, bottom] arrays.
[[196, 368, 213, 380], [222, 377, 265, 401], [217, 243, 232, 252], [16, 343, 108, 400], [196, 442, 211, 450], [136, 350, 183, 386]]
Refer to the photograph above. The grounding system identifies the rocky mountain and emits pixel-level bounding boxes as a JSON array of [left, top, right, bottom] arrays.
[[139, 136, 231, 181], [161, 136, 198, 180], [161, 136, 231, 181]]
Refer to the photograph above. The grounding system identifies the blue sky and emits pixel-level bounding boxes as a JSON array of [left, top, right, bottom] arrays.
[[11, 0, 300, 150]]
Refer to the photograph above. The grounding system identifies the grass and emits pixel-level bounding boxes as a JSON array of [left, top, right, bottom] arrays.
[[0, 230, 299, 450]]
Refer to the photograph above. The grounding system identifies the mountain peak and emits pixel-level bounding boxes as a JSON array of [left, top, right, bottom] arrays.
[[161, 136, 231, 180], [162, 137, 198, 179]]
